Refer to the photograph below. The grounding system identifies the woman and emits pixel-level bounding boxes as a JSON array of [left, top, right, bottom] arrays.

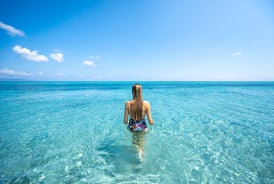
[[124, 83, 154, 159]]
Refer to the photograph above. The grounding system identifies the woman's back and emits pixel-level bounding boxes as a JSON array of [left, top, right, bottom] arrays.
[[125, 100, 153, 124], [124, 84, 153, 132]]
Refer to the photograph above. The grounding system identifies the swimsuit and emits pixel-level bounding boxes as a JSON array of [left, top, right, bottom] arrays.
[[128, 119, 147, 132]]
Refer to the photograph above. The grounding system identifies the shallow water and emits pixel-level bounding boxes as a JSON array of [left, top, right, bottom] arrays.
[[0, 81, 273, 183]]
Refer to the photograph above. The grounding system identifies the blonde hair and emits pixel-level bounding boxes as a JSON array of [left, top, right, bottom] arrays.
[[131, 84, 143, 120]]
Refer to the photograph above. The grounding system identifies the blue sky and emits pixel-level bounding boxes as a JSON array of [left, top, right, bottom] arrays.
[[0, 0, 274, 81]]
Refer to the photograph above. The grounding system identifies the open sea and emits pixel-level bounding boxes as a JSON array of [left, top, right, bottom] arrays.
[[0, 81, 273, 183]]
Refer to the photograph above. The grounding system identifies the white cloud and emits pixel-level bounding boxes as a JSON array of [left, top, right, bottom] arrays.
[[50, 52, 64, 62], [83, 60, 96, 67], [13, 45, 48, 62], [232, 51, 242, 56], [0, 68, 32, 76], [0, 21, 25, 37]]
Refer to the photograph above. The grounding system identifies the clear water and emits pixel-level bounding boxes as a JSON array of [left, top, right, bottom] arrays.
[[0, 81, 273, 183]]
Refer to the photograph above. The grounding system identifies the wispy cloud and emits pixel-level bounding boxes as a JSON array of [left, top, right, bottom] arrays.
[[0, 68, 32, 76], [50, 52, 64, 62], [0, 21, 25, 37], [83, 60, 96, 67], [89, 56, 100, 60], [232, 51, 242, 56], [13, 45, 48, 62], [57, 73, 65, 76], [0, 68, 71, 79], [38, 72, 44, 76]]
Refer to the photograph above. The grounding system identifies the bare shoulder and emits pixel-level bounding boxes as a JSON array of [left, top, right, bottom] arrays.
[[143, 101, 150, 106], [125, 100, 132, 106]]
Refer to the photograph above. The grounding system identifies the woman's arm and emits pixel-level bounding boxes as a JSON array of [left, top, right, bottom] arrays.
[[145, 101, 154, 125], [123, 102, 129, 124]]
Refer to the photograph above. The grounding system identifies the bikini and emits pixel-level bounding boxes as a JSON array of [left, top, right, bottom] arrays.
[[128, 119, 147, 132]]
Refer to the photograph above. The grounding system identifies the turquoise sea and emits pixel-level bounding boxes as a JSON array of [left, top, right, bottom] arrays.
[[0, 81, 273, 183]]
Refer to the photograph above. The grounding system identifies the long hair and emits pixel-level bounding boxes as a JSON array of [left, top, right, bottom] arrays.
[[131, 84, 143, 120]]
